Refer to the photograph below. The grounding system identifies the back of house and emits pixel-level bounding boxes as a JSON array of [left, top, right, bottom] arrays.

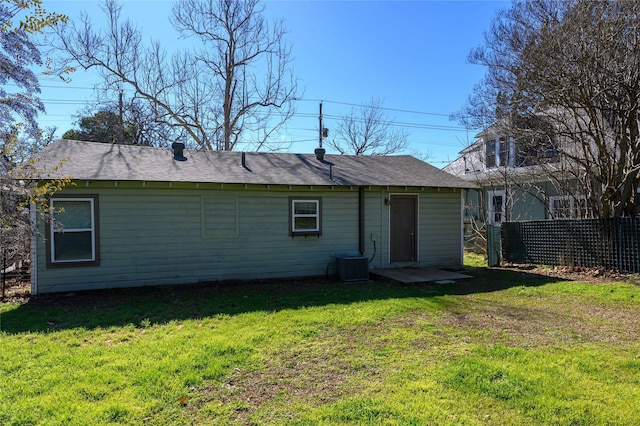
[[30, 140, 474, 294]]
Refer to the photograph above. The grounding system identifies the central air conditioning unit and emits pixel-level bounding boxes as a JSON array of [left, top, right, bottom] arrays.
[[336, 254, 369, 282]]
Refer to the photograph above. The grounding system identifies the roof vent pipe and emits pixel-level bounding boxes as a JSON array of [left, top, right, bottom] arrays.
[[172, 142, 187, 161], [242, 152, 247, 168]]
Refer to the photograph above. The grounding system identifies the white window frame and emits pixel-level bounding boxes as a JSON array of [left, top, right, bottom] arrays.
[[485, 138, 497, 169], [572, 195, 589, 219], [548, 195, 588, 220], [290, 198, 321, 235], [548, 195, 571, 219], [485, 137, 510, 169], [487, 190, 506, 226], [49, 197, 97, 264]]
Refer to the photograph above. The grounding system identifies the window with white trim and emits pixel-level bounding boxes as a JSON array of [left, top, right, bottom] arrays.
[[485, 137, 509, 169], [49, 196, 99, 266], [548, 195, 588, 219], [487, 190, 505, 225], [485, 138, 497, 168], [289, 197, 322, 236], [485, 132, 558, 170]]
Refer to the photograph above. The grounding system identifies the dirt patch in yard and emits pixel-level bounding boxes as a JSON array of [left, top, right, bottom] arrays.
[[500, 263, 640, 284], [436, 289, 640, 348], [192, 336, 368, 423], [434, 263, 640, 348], [0, 276, 30, 304]]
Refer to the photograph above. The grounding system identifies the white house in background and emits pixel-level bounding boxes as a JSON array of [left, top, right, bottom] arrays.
[[444, 118, 595, 224]]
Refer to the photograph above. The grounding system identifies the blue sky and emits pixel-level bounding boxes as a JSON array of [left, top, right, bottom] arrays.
[[38, 0, 508, 167]]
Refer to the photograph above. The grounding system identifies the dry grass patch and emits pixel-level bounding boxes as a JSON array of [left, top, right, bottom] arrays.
[[437, 294, 640, 348]]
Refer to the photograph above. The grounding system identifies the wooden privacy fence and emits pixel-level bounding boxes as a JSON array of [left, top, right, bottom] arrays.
[[501, 217, 640, 273]]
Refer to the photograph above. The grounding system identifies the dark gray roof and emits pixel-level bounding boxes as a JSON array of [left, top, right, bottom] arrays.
[[31, 139, 476, 188]]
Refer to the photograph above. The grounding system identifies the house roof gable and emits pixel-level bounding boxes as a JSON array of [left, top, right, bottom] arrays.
[[32, 139, 476, 189]]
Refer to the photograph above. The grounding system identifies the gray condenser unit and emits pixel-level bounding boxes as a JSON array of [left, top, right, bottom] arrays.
[[336, 254, 369, 282]]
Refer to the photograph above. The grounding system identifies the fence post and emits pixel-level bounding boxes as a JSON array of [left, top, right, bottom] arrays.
[[1, 248, 5, 300], [487, 225, 502, 267]]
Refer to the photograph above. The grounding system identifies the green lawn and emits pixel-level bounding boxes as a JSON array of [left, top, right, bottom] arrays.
[[2, 257, 639, 425]]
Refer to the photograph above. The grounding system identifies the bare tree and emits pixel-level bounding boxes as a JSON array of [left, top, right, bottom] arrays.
[[51, 0, 297, 151], [457, 0, 640, 218], [328, 98, 409, 156], [171, 0, 297, 151]]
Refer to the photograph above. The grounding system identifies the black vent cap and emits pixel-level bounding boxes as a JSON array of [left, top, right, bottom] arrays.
[[172, 142, 187, 161]]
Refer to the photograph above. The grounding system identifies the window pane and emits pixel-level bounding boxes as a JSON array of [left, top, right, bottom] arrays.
[[54, 200, 92, 229], [54, 231, 93, 261], [574, 198, 588, 218], [498, 137, 508, 167], [294, 201, 317, 215], [294, 217, 317, 231], [486, 140, 496, 168], [515, 142, 529, 167], [551, 197, 571, 219], [493, 195, 503, 223]]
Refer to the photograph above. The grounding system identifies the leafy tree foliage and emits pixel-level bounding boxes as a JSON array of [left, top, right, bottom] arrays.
[[328, 98, 409, 156], [53, 0, 297, 151], [1, 0, 65, 141], [458, 0, 640, 218], [63, 109, 137, 144], [1, 0, 69, 282]]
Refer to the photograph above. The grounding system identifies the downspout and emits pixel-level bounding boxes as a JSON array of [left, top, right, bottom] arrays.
[[460, 189, 465, 266], [359, 186, 365, 255], [30, 201, 38, 296]]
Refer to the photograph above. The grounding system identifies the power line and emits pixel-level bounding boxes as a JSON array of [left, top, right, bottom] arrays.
[[292, 112, 470, 132], [40, 84, 95, 90], [27, 82, 461, 120], [29, 83, 454, 119], [33, 86, 476, 135], [297, 98, 452, 118], [13, 80, 472, 125], [5, 82, 95, 91], [41, 99, 100, 105], [38, 105, 471, 133]]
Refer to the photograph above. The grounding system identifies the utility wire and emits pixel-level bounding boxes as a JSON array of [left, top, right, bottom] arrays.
[[25, 80, 455, 118], [297, 98, 452, 118], [31, 83, 476, 136], [27, 81, 461, 120]]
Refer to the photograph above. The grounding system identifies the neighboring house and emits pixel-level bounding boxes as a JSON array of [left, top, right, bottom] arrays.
[[29, 139, 474, 294], [444, 121, 590, 249]]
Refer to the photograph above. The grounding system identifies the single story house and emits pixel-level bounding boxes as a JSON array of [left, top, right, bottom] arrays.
[[29, 139, 475, 294]]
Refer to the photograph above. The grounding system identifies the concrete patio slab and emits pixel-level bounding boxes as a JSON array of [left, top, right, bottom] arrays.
[[370, 267, 472, 284]]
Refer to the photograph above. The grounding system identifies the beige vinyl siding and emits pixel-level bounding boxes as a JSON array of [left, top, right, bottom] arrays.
[[35, 183, 464, 293]]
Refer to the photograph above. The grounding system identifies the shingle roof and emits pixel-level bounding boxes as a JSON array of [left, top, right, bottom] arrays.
[[31, 139, 476, 189]]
